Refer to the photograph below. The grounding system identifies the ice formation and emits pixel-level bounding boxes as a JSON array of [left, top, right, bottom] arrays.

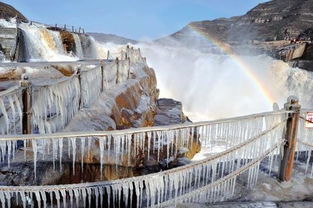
[[79, 65, 102, 108], [31, 76, 81, 134], [0, 87, 23, 135], [294, 110, 313, 177], [0, 111, 287, 207]]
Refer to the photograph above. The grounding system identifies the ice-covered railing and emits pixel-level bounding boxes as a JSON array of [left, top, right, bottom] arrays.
[[0, 110, 288, 207], [294, 109, 313, 176], [0, 110, 287, 171], [31, 75, 81, 134], [160, 138, 283, 206], [121, 46, 146, 64], [31, 60, 132, 133], [0, 85, 23, 135], [0, 85, 23, 167], [79, 64, 102, 108], [0, 55, 138, 135]]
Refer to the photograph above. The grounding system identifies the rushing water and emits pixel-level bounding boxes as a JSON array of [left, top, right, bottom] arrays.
[[19, 24, 77, 61], [139, 43, 313, 121]]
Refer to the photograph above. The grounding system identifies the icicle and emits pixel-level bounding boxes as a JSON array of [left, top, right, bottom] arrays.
[[35, 191, 41, 208], [32, 139, 38, 179], [71, 137, 76, 175], [19, 192, 26, 208], [87, 188, 92, 207], [99, 137, 104, 177], [73, 189, 80, 208], [0, 192, 6, 208], [52, 139, 58, 170], [99, 187, 104, 208], [305, 150, 312, 174], [60, 190, 66, 208], [59, 138, 63, 171], [81, 137, 85, 172], [68, 189, 74, 208], [40, 191, 47, 208], [94, 188, 99, 208], [127, 134, 131, 166], [156, 131, 161, 162]]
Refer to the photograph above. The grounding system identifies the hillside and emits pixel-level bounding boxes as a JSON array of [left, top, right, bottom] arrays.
[[157, 0, 313, 71], [0, 2, 27, 22], [88, 32, 137, 44], [166, 0, 313, 44]]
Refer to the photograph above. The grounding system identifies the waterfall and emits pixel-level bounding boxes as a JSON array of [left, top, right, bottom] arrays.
[[73, 34, 84, 59], [19, 23, 78, 61], [139, 43, 313, 121]]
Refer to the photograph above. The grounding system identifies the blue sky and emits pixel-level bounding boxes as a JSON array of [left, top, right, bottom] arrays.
[[4, 0, 268, 40]]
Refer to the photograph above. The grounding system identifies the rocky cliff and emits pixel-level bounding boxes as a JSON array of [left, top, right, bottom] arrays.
[[160, 0, 313, 71], [167, 0, 313, 43], [0, 2, 27, 22]]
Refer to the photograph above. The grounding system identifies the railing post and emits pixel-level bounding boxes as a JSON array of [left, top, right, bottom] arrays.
[[100, 60, 104, 92], [127, 57, 131, 79], [116, 57, 119, 84], [77, 68, 83, 109], [21, 76, 32, 134], [279, 96, 301, 181]]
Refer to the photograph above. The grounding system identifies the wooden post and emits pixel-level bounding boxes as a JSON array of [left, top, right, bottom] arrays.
[[77, 68, 83, 109], [127, 57, 131, 79], [279, 96, 301, 181], [21, 76, 32, 134], [100, 60, 104, 92], [116, 58, 119, 84]]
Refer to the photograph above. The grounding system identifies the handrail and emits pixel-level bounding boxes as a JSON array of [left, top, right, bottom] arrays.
[[298, 140, 313, 148], [0, 84, 22, 97], [0, 119, 286, 192], [0, 59, 113, 68], [31, 73, 78, 87], [0, 110, 289, 141], [300, 109, 313, 112]]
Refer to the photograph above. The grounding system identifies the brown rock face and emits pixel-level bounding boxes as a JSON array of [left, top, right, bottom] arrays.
[[274, 43, 307, 62], [0, 68, 21, 80], [112, 66, 158, 129], [51, 65, 75, 76], [0, 2, 28, 22], [60, 31, 75, 53]]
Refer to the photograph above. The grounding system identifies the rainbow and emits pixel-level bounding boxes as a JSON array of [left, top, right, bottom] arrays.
[[188, 24, 275, 104]]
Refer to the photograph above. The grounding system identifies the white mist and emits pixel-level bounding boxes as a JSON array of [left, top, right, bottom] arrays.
[[139, 43, 313, 121]]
